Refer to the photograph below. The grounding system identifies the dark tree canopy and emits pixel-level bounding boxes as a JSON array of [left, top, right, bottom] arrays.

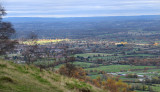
[[0, 4, 17, 55], [0, 5, 6, 18]]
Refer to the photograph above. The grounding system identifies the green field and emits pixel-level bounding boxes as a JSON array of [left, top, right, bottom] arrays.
[[86, 65, 156, 73], [75, 53, 111, 58], [152, 84, 160, 92], [73, 62, 93, 67]]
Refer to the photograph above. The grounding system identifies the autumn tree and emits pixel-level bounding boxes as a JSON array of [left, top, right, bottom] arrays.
[[59, 65, 87, 81], [0, 4, 17, 55], [103, 78, 133, 92], [59, 56, 77, 77], [58, 44, 78, 77]]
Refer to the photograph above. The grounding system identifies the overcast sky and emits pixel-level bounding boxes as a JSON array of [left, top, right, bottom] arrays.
[[2, 0, 160, 17]]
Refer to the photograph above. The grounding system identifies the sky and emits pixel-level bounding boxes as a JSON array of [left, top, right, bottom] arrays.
[[2, 0, 160, 17]]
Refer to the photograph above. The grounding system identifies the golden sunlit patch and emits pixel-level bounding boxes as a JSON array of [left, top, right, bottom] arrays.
[[21, 39, 70, 45]]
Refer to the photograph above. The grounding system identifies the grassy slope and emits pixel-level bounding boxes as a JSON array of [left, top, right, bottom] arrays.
[[0, 59, 105, 92]]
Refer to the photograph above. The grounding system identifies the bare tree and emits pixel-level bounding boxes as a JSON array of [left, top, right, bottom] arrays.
[[0, 4, 17, 55], [61, 45, 77, 77], [22, 32, 39, 64]]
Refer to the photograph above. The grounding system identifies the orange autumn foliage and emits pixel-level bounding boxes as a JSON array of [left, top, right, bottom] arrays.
[[103, 78, 133, 92], [59, 65, 134, 92]]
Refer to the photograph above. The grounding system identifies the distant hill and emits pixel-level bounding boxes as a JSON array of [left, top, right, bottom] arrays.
[[3, 15, 160, 39], [0, 59, 104, 92], [4, 15, 160, 22]]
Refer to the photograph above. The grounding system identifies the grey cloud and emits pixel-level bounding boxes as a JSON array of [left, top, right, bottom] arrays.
[[4, 0, 160, 17]]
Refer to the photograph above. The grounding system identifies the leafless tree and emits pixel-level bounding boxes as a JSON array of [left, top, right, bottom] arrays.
[[22, 32, 39, 64], [61, 45, 77, 77], [0, 4, 17, 55]]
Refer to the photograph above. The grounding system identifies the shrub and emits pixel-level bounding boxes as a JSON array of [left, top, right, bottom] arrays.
[[65, 80, 91, 92], [125, 74, 138, 78], [0, 76, 14, 83], [0, 64, 7, 68]]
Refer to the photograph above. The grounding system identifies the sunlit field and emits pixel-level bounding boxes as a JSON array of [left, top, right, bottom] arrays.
[[21, 39, 70, 45]]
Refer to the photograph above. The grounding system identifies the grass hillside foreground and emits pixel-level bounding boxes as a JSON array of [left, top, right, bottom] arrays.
[[0, 59, 105, 92]]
